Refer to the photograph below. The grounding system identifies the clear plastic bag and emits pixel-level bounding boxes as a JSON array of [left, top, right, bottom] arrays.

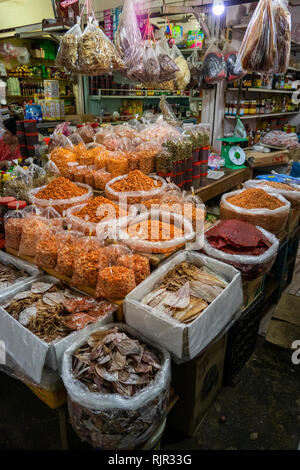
[[3, 165, 33, 203], [27, 158, 47, 188], [18, 216, 49, 258], [125, 44, 147, 83], [55, 230, 83, 278], [76, 125, 94, 144], [235, 0, 276, 73], [244, 179, 300, 208], [159, 96, 180, 128], [56, 20, 82, 72], [34, 226, 60, 270], [78, 21, 125, 75], [170, 45, 190, 90], [105, 173, 166, 205], [106, 151, 129, 178], [187, 49, 202, 89], [69, 132, 85, 147], [223, 42, 244, 83], [273, 0, 291, 74], [261, 130, 300, 150], [117, 209, 195, 254], [203, 222, 279, 281], [156, 40, 178, 83], [4, 207, 27, 251], [72, 236, 104, 288], [220, 189, 290, 235], [61, 323, 170, 450], [115, 0, 142, 56], [203, 42, 227, 84], [94, 168, 112, 190], [233, 117, 247, 139]]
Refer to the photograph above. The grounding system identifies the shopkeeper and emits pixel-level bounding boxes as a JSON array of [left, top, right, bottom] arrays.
[[0, 116, 21, 169]]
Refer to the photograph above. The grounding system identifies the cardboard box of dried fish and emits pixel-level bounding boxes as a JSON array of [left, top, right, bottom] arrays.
[[0, 250, 41, 296], [0, 276, 117, 384], [61, 323, 170, 450], [124, 251, 243, 362]]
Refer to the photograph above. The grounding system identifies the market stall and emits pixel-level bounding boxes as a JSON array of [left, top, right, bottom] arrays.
[[0, 0, 299, 452]]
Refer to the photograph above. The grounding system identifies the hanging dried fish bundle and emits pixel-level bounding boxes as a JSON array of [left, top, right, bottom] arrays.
[[142, 261, 228, 324], [2, 282, 118, 342], [62, 325, 170, 449]]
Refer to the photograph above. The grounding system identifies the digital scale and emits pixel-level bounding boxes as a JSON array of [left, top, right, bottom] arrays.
[[217, 137, 248, 170]]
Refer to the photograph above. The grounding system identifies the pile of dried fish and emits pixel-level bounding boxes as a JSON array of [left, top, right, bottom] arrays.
[[2, 281, 117, 342], [0, 262, 29, 289], [67, 326, 169, 450], [72, 327, 161, 397], [142, 261, 228, 324]]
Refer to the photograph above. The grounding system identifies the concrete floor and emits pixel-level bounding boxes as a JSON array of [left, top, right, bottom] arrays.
[[1, 253, 300, 450]]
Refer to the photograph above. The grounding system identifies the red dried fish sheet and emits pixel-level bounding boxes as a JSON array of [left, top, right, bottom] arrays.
[[64, 298, 118, 318], [206, 220, 271, 255], [63, 313, 97, 330]]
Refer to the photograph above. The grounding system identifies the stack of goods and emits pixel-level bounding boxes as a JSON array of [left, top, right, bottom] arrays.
[[220, 188, 290, 235], [62, 324, 170, 450], [56, 19, 124, 75], [16, 120, 39, 159], [244, 180, 300, 207], [29, 177, 93, 215], [1, 281, 117, 341], [261, 130, 300, 150], [203, 220, 279, 280], [141, 261, 228, 324], [105, 170, 166, 205], [2, 162, 48, 204]]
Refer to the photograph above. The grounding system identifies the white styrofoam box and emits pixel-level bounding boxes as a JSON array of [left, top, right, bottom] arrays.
[[0, 250, 41, 296], [124, 251, 244, 362], [0, 275, 113, 384]]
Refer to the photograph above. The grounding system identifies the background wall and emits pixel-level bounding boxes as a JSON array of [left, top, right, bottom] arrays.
[[0, 0, 54, 30]]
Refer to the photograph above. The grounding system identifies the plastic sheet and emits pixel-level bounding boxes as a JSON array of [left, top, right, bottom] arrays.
[[61, 322, 170, 450], [203, 224, 279, 280], [220, 189, 290, 235], [235, 0, 276, 73]]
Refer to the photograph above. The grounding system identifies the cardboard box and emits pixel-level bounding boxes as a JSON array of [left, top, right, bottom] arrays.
[[266, 293, 300, 349], [0, 276, 113, 384], [242, 275, 265, 311], [168, 334, 227, 436], [245, 149, 289, 168], [124, 251, 243, 362]]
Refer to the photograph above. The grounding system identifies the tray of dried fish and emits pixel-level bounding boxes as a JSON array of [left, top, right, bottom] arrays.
[[124, 250, 243, 362], [61, 322, 170, 450], [0, 250, 41, 296], [0, 276, 117, 384]]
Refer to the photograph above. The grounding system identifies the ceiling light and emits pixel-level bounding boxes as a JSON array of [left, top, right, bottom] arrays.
[[212, 0, 225, 16]]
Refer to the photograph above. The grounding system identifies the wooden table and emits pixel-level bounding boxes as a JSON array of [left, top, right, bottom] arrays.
[[195, 167, 252, 202]]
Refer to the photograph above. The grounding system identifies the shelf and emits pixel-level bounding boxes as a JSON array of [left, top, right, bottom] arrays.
[[288, 67, 300, 72], [225, 111, 299, 120], [227, 87, 297, 94], [89, 94, 193, 100], [2, 76, 68, 81]]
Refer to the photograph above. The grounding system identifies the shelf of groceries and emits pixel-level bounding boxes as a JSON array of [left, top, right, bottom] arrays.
[[225, 111, 299, 120]]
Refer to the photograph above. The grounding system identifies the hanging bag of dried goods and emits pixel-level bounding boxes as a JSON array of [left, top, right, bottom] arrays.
[[115, 0, 142, 58], [203, 220, 279, 280], [117, 209, 195, 254], [56, 17, 82, 72], [105, 170, 166, 205], [72, 235, 104, 288], [156, 37, 179, 83], [244, 179, 300, 208], [203, 40, 227, 84], [223, 42, 244, 83], [235, 0, 276, 73], [272, 0, 291, 74], [4, 204, 27, 251], [169, 45, 190, 90], [187, 49, 203, 89], [78, 19, 124, 75], [61, 323, 170, 450], [29, 177, 93, 215], [220, 188, 290, 235]]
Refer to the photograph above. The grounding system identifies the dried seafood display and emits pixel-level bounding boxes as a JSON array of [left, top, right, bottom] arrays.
[[0, 262, 29, 289], [63, 325, 169, 449], [141, 261, 228, 324], [2, 281, 117, 342]]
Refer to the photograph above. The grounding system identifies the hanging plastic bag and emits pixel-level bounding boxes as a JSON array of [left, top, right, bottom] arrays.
[[187, 49, 202, 89], [145, 43, 161, 84], [235, 0, 276, 73], [273, 0, 291, 74], [169, 45, 190, 90], [156, 38, 179, 83], [159, 96, 180, 128], [115, 0, 142, 57], [203, 41, 227, 84], [56, 19, 82, 72], [78, 20, 125, 75], [223, 42, 244, 83], [233, 117, 247, 139]]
